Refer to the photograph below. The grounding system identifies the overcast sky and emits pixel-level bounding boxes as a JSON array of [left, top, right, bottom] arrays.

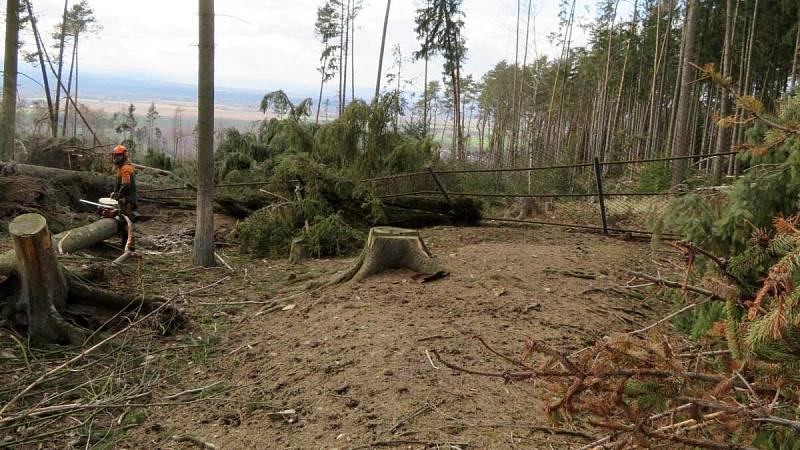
[[2, 0, 619, 100]]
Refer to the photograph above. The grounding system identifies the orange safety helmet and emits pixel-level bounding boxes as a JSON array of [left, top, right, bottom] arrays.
[[112, 145, 128, 165]]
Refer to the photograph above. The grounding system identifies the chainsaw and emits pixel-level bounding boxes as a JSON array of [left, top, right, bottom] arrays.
[[79, 197, 120, 219]]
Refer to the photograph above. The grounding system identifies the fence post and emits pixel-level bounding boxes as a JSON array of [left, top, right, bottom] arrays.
[[427, 166, 453, 207], [593, 157, 609, 235]]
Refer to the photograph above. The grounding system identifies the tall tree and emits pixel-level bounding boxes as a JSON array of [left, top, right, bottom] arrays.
[[374, 0, 392, 103], [315, 1, 340, 124], [59, 1, 100, 137], [713, 0, 734, 183], [194, 0, 216, 267], [671, 0, 699, 188], [146, 103, 159, 150], [792, 13, 799, 92], [52, 0, 69, 135], [2, 0, 20, 160], [415, 0, 467, 161], [24, 0, 56, 137]]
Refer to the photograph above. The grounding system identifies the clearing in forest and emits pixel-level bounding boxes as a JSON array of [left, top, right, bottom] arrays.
[[109, 206, 675, 449]]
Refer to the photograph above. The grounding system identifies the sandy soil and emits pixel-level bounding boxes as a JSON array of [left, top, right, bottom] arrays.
[[111, 206, 676, 450]]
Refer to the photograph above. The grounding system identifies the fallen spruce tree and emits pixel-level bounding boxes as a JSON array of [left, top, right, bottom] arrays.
[[0, 213, 179, 345]]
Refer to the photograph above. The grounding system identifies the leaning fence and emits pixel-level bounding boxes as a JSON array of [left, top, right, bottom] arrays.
[[362, 152, 738, 236]]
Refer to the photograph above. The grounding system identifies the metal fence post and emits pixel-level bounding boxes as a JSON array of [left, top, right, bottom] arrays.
[[593, 157, 609, 235], [427, 166, 453, 207]]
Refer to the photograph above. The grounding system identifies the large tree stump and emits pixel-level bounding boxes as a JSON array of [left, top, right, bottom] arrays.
[[9, 214, 86, 343], [1, 214, 182, 344], [325, 227, 448, 285]]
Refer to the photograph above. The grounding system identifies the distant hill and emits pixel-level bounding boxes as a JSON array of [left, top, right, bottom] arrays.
[[14, 66, 342, 111]]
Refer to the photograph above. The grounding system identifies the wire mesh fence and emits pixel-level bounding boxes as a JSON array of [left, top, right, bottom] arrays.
[[363, 152, 738, 235]]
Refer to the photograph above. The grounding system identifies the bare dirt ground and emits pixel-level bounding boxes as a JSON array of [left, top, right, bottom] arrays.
[[102, 204, 679, 450]]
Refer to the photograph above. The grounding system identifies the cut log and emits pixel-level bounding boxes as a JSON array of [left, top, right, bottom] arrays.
[[324, 227, 448, 285], [288, 238, 308, 265], [9, 214, 86, 344], [1, 162, 163, 191], [0, 218, 119, 277]]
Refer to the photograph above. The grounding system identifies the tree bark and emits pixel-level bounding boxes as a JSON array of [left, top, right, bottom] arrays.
[[1, 0, 20, 161], [671, 0, 699, 189], [374, 0, 392, 103], [713, 0, 734, 184], [193, 0, 216, 267]]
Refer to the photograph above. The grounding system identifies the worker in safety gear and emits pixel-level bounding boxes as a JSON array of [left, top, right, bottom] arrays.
[[111, 145, 137, 251]]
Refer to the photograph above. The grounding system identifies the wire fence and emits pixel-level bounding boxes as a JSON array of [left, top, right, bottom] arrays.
[[363, 152, 738, 236]]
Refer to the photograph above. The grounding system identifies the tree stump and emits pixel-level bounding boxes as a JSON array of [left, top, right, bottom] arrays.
[[1, 214, 184, 344], [288, 238, 308, 265], [9, 213, 86, 344], [325, 227, 448, 285]]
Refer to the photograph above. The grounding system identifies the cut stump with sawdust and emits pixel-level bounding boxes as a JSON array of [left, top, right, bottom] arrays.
[[322, 227, 448, 286], [1, 213, 181, 344]]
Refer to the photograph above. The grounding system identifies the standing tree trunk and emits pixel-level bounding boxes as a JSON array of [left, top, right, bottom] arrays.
[[1, 0, 20, 160], [193, 0, 216, 267], [350, 1, 355, 101], [62, 31, 79, 137], [374, 0, 392, 103], [342, 0, 350, 109], [713, 0, 734, 184], [509, 0, 521, 163], [671, 0, 699, 189], [338, 0, 345, 115], [315, 56, 327, 125], [53, 0, 69, 135], [25, 0, 56, 137], [72, 39, 79, 137], [791, 14, 800, 92], [423, 55, 429, 133]]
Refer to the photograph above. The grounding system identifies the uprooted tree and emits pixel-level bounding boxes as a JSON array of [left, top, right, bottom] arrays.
[[0, 213, 177, 344]]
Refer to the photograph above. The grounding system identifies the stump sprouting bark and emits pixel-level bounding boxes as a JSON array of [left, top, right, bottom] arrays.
[[325, 227, 448, 285]]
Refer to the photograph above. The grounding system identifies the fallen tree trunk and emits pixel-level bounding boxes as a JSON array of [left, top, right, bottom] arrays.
[[0, 218, 118, 277], [322, 227, 448, 286], [1, 214, 180, 344], [0, 162, 163, 193]]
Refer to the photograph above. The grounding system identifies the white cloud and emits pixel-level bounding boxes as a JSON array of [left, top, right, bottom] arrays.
[[2, 0, 628, 96]]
